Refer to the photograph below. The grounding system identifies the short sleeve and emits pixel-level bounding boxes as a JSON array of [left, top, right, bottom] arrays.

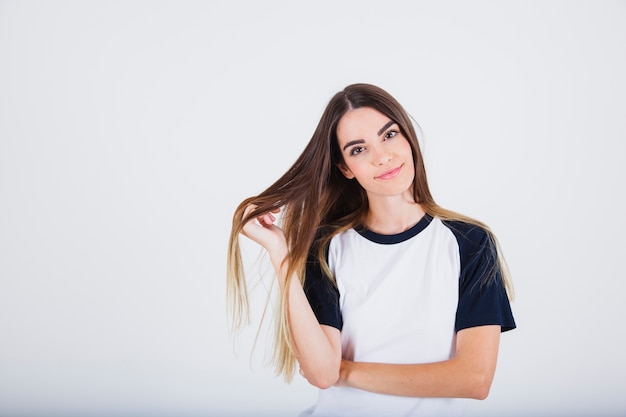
[[303, 245, 342, 331], [447, 222, 516, 333]]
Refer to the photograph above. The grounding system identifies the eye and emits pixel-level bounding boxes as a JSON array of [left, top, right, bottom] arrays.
[[349, 146, 365, 156], [384, 130, 398, 140]]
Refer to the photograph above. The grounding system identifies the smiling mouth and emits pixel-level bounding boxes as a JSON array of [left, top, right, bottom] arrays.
[[376, 165, 402, 180]]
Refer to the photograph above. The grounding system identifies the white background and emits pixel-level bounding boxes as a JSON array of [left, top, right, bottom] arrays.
[[1, 1, 625, 416]]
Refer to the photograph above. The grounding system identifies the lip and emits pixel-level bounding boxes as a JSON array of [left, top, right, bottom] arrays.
[[375, 164, 402, 180]]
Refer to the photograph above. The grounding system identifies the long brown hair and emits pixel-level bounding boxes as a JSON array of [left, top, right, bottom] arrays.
[[226, 83, 514, 381]]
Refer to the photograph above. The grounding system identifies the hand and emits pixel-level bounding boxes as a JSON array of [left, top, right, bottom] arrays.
[[241, 204, 288, 262]]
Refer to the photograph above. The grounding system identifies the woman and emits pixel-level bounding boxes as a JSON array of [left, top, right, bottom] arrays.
[[227, 83, 515, 416]]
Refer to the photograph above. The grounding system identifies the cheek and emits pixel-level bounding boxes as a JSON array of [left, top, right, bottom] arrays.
[[338, 160, 358, 179], [400, 139, 415, 161], [344, 161, 361, 178]]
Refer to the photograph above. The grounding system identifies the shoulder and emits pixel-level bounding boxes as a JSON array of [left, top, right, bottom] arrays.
[[327, 227, 361, 252], [440, 218, 490, 243], [437, 218, 500, 285], [439, 219, 494, 257]]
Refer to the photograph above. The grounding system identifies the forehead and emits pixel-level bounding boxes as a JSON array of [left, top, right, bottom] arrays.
[[336, 107, 392, 145]]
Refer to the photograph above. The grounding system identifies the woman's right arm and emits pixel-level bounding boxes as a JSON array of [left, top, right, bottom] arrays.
[[241, 206, 342, 389]]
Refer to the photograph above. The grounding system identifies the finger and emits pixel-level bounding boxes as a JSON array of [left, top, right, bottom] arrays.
[[258, 212, 277, 226]]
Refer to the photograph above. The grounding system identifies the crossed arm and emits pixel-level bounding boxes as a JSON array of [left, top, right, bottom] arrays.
[[335, 325, 501, 399], [242, 206, 502, 398], [294, 307, 501, 399]]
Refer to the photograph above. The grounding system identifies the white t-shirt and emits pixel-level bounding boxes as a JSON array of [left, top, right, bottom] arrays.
[[301, 215, 515, 417]]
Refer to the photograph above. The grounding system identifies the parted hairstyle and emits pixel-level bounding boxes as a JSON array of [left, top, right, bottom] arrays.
[[227, 83, 514, 381]]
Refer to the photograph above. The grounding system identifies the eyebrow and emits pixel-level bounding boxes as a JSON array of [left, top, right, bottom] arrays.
[[342, 120, 397, 151], [342, 139, 365, 151], [377, 120, 396, 136]]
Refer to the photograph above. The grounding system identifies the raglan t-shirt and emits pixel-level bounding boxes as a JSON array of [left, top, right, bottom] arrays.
[[300, 214, 516, 417]]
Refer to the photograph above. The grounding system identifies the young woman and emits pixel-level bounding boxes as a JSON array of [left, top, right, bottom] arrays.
[[227, 83, 515, 417]]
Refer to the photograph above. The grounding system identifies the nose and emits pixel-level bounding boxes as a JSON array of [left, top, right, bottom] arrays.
[[372, 145, 392, 165]]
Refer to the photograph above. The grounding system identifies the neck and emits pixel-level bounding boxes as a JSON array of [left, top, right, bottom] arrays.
[[364, 191, 425, 234]]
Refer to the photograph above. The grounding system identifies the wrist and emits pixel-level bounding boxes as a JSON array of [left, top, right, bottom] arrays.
[[269, 245, 290, 288], [269, 246, 288, 270], [337, 359, 354, 387]]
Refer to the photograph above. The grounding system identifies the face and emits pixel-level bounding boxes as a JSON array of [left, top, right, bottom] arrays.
[[336, 107, 415, 200]]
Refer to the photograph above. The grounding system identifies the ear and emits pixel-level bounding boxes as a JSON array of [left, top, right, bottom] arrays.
[[337, 162, 355, 179]]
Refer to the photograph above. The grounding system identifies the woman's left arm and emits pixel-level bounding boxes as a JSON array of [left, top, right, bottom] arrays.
[[336, 325, 501, 400]]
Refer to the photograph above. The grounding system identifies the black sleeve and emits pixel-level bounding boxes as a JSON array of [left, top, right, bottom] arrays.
[[448, 222, 516, 333], [303, 244, 342, 331]]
